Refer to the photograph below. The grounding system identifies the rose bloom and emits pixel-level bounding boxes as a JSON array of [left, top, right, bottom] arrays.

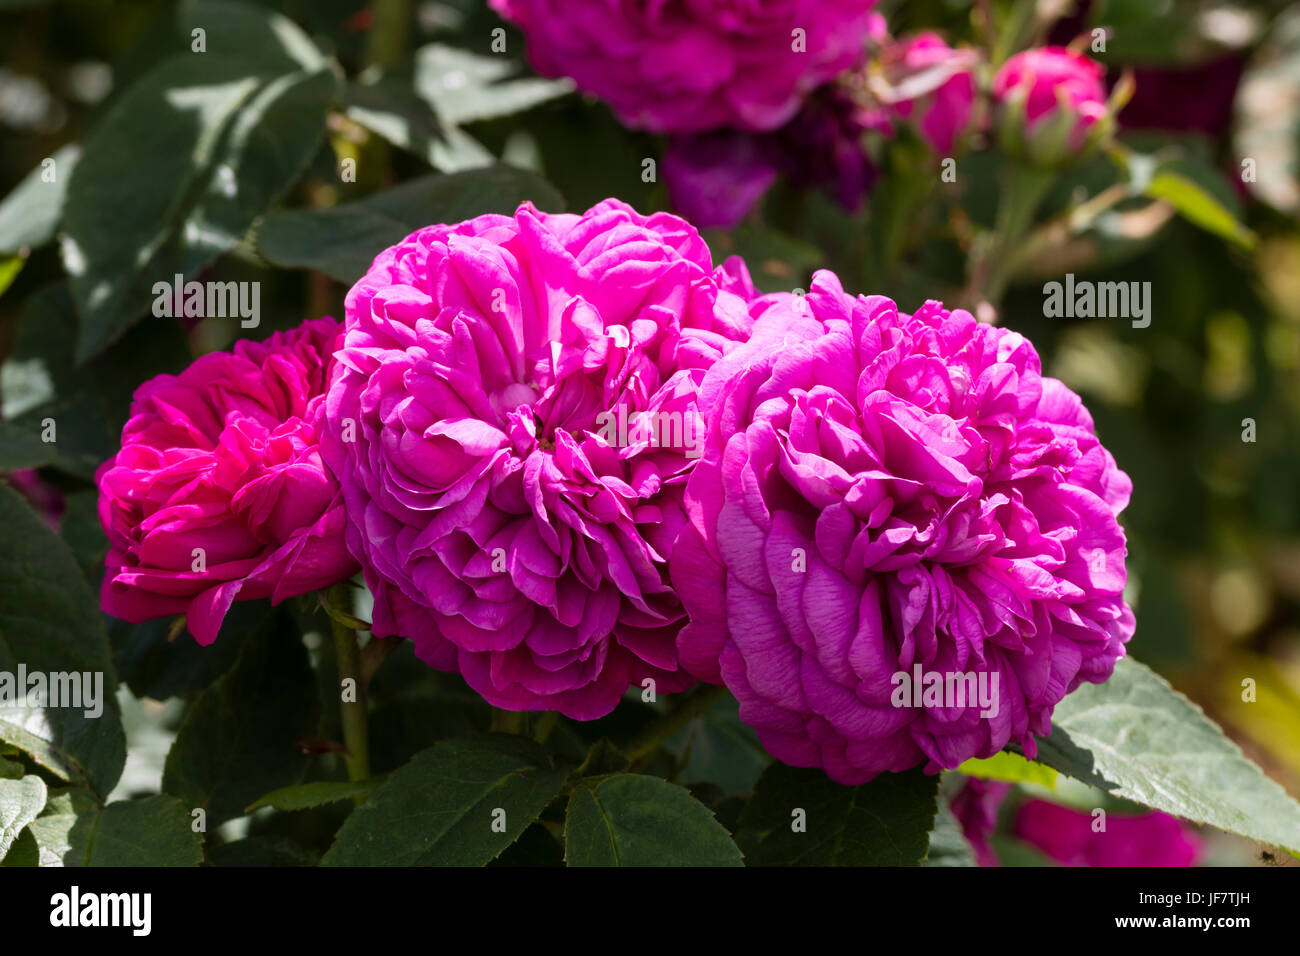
[[97, 318, 357, 645], [672, 271, 1134, 784], [490, 0, 879, 133], [993, 46, 1108, 150], [321, 200, 754, 719], [1014, 799, 1203, 866], [886, 32, 978, 156]]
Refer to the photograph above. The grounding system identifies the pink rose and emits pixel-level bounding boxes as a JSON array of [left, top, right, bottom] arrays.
[[491, 0, 879, 133], [97, 318, 357, 645], [886, 33, 978, 156], [993, 47, 1109, 159]]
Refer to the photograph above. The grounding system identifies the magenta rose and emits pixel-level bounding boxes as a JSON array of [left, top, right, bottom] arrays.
[[490, 0, 879, 133], [886, 33, 978, 156], [320, 199, 755, 719], [993, 47, 1109, 160], [672, 271, 1134, 784], [97, 318, 358, 645], [1014, 799, 1203, 866]]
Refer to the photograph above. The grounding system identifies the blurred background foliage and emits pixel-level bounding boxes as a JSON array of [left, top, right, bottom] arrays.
[[1, 0, 1299, 865]]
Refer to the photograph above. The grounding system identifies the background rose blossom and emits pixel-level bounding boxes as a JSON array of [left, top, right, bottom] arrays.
[[321, 200, 755, 719], [490, 0, 880, 133], [672, 270, 1134, 784], [993, 46, 1108, 150], [96, 318, 356, 645], [886, 33, 978, 156], [1014, 799, 1203, 866]]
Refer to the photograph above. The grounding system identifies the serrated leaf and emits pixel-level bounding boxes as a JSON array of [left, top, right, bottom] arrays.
[[23, 787, 97, 866], [0, 484, 125, 798], [414, 43, 572, 126], [1030, 656, 1300, 854], [0, 145, 79, 255], [922, 803, 977, 867], [161, 610, 318, 825], [24, 788, 201, 866], [247, 779, 377, 813], [0, 775, 46, 861], [737, 765, 939, 866], [564, 774, 743, 867], [323, 737, 570, 866], [256, 166, 565, 283]]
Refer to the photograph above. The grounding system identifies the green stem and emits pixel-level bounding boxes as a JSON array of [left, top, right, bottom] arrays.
[[976, 163, 1057, 309], [491, 709, 527, 735], [330, 584, 370, 796], [365, 0, 411, 70], [625, 685, 728, 765]]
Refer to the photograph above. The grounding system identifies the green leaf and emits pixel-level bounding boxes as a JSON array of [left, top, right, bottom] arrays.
[[111, 599, 261, 701], [161, 610, 318, 825], [564, 774, 743, 867], [922, 802, 977, 867], [413, 43, 572, 126], [737, 765, 939, 866], [344, 78, 494, 173], [247, 779, 377, 813], [0, 255, 23, 299], [1145, 171, 1256, 250], [0, 775, 47, 861], [256, 166, 565, 283], [666, 695, 771, 794], [959, 751, 1058, 789], [0, 283, 190, 479], [323, 737, 570, 866], [87, 796, 204, 866], [1031, 656, 1300, 854], [63, 54, 335, 361], [25, 792, 205, 866], [176, 0, 327, 72], [23, 787, 97, 866], [26, 789, 204, 866], [0, 145, 79, 255], [0, 484, 125, 798], [208, 835, 318, 866]]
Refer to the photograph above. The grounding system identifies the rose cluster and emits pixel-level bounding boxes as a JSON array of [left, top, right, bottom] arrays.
[[97, 195, 1133, 784]]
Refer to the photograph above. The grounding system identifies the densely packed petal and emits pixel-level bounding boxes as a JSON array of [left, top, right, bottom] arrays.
[[673, 270, 1134, 783], [490, 0, 880, 133], [97, 318, 356, 644], [321, 199, 754, 719]]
